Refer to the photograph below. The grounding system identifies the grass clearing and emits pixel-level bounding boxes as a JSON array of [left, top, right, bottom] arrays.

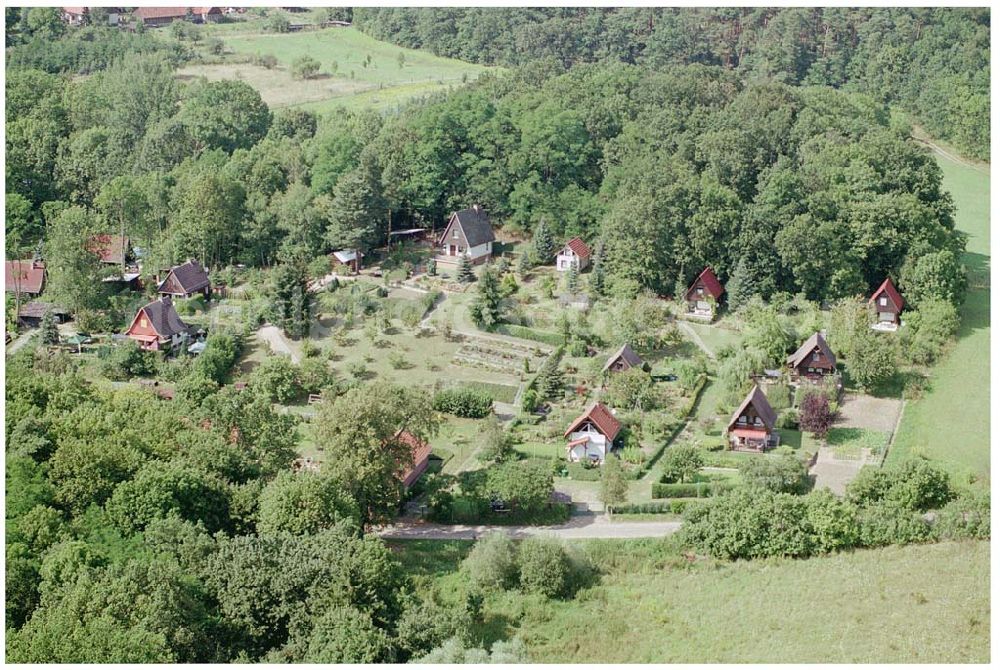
[[889, 147, 990, 484], [392, 538, 989, 663], [826, 427, 890, 460], [182, 27, 499, 114]]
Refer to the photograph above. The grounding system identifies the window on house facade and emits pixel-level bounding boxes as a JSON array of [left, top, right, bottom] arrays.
[[452, 229, 458, 239], [754, 417, 762, 426], [812, 352, 820, 361], [879, 297, 887, 306], [737, 415, 747, 424], [140, 317, 147, 328]]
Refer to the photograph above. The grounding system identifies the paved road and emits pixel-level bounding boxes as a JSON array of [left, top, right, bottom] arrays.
[[378, 513, 682, 540]]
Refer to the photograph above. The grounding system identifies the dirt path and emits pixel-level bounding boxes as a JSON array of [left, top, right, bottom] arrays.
[[378, 513, 682, 540], [257, 324, 300, 363], [678, 321, 715, 359], [5, 329, 35, 356], [910, 127, 990, 175]]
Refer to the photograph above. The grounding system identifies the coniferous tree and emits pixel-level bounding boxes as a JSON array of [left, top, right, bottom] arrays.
[[456, 255, 475, 283], [535, 347, 565, 399], [588, 241, 606, 297], [516, 250, 531, 279], [469, 265, 503, 328], [565, 264, 580, 294], [532, 218, 555, 264], [39, 308, 59, 345], [726, 258, 755, 309]]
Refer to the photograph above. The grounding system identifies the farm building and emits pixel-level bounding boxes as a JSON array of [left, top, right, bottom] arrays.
[[61, 7, 122, 25], [124, 296, 193, 351], [132, 6, 221, 26], [158, 260, 212, 299], [395, 430, 433, 489], [436, 205, 495, 266], [18, 302, 71, 327], [88, 234, 131, 267], [726, 385, 779, 452], [869, 277, 904, 330], [556, 237, 591, 272], [5, 259, 45, 296], [602, 343, 645, 375], [330, 249, 364, 275], [564, 401, 622, 464], [685, 266, 724, 318], [787, 332, 837, 382]]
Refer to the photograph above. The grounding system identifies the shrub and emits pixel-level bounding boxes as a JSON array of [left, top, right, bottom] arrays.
[[932, 488, 990, 540], [517, 537, 571, 598], [607, 500, 693, 515], [846, 458, 953, 511], [462, 532, 517, 592], [484, 460, 554, 512], [431, 388, 493, 418], [741, 454, 810, 494], [249, 355, 300, 403], [652, 481, 736, 499], [257, 471, 360, 535], [856, 501, 933, 547], [175, 370, 218, 406], [100, 339, 157, 381], [660, 444, 704, 483], [765, 382, 792, 411], [803, 489, 860, 552], [492, 324, 563, 346], [775, 408, 799, 429], [798, 390, 834, 437]]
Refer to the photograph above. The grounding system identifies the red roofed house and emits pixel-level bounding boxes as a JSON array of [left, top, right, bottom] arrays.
[[125, 296, 193, 351], [727, 385, 779, 452], [556, 237, 591, 272], [396, 430, 433, 489], [564, 401, 622, 464], [132, 7, 221, 26], [158, 260, 211, 299], [5, 260, 46, 297], [869, 277, 904, 329], [61, 7, 123, 25], [88, 234, 131, 267], [685, 266, 724, 318], [786, 331, 837, 382], [437, 205, 495, 266]]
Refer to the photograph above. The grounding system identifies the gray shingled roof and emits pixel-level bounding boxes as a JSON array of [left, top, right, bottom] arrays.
[[728, 385, 777, 431], [453, 207, 495, 247], [603, 343, 644, 372], [786, 332, 836, 368], [142, 298, 192, 339]]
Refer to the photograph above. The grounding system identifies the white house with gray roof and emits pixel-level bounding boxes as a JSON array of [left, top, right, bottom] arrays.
[[437, 205, 495, 265]]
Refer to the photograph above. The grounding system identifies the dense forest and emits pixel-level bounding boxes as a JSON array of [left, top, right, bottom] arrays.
[[7, 55, 964, 321], [352, 7, 990, 160]]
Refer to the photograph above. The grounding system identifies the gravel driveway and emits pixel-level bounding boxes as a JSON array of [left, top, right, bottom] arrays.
[[378, 513, 682, 540]]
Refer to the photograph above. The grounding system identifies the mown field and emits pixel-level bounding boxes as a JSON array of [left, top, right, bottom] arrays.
[[393, 539, 990, 663], [888, 145, 990, 483], [177, 26, 498, 114]]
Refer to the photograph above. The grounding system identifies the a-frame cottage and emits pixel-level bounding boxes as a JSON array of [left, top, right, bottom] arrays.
[[602, 343, 645, 375], [556, 237, 591, 272], [869, 277, 904, 329], [158, 260, 211, 299], [564, 401, 622, 464], [685, 266, 724, 318], [125, 296, 193, 351], [787, 332, 837, 382], [437, 205, 495, 266], [727, 385, 779, 452]]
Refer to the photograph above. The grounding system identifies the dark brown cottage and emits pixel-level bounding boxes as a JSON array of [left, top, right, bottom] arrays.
[[158, 260, 211, 299], [726, 385, 779, 452], [869, 277, 905, 328], [602, 343, 645, 375], [787, 332, 837, 381], [685, 266, 724, 317]]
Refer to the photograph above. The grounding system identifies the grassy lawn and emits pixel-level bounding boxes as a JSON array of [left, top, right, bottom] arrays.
[[682, 321, 744, 355], [827, 427, 890, 460], [889, 147, 990, 484], [391, 538, 989, 663], [182, 26, 499, 114]]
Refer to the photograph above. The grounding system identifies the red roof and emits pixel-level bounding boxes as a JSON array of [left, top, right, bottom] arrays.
[[868, 277, 904, 312], [564, 402, 622, 441], [396, 430, 433, 488], [687, 266, 724, 301], [133, 7, 219, 20], [5, 260, 45, 294], [564, 237, 591, 260], [88, 234, 130, 265]]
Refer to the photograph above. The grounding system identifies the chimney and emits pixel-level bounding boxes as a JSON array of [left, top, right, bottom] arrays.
[[472, 204, 481, 214]]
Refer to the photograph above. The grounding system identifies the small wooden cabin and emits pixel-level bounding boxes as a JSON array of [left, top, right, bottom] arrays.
[[869, 277, 904, 328], [726, 385, 779, 452], [685, 266, 724, 317], [158, 260, 211, 299], [786, 332, 837, 382], [396, 430, 433, 489], [330, 249, 364, 275], [437, 205, 495, 266], [124, 296, 192, 351], [602, 343, 645, 375]]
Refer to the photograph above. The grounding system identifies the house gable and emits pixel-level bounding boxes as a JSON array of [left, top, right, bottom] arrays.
[[686, 267, 724, 302]]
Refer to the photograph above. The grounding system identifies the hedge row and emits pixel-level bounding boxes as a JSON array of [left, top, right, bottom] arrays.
[[607, 500, 696, 515], [493, 323, 564, 346], [652, 480, 738, 499], [635, 373, 708, 477], [431, 388, 493, 417]]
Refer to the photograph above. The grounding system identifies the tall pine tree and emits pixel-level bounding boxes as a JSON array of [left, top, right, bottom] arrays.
[[456, 255, 475, 283], [532, 218, 556, 264]]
